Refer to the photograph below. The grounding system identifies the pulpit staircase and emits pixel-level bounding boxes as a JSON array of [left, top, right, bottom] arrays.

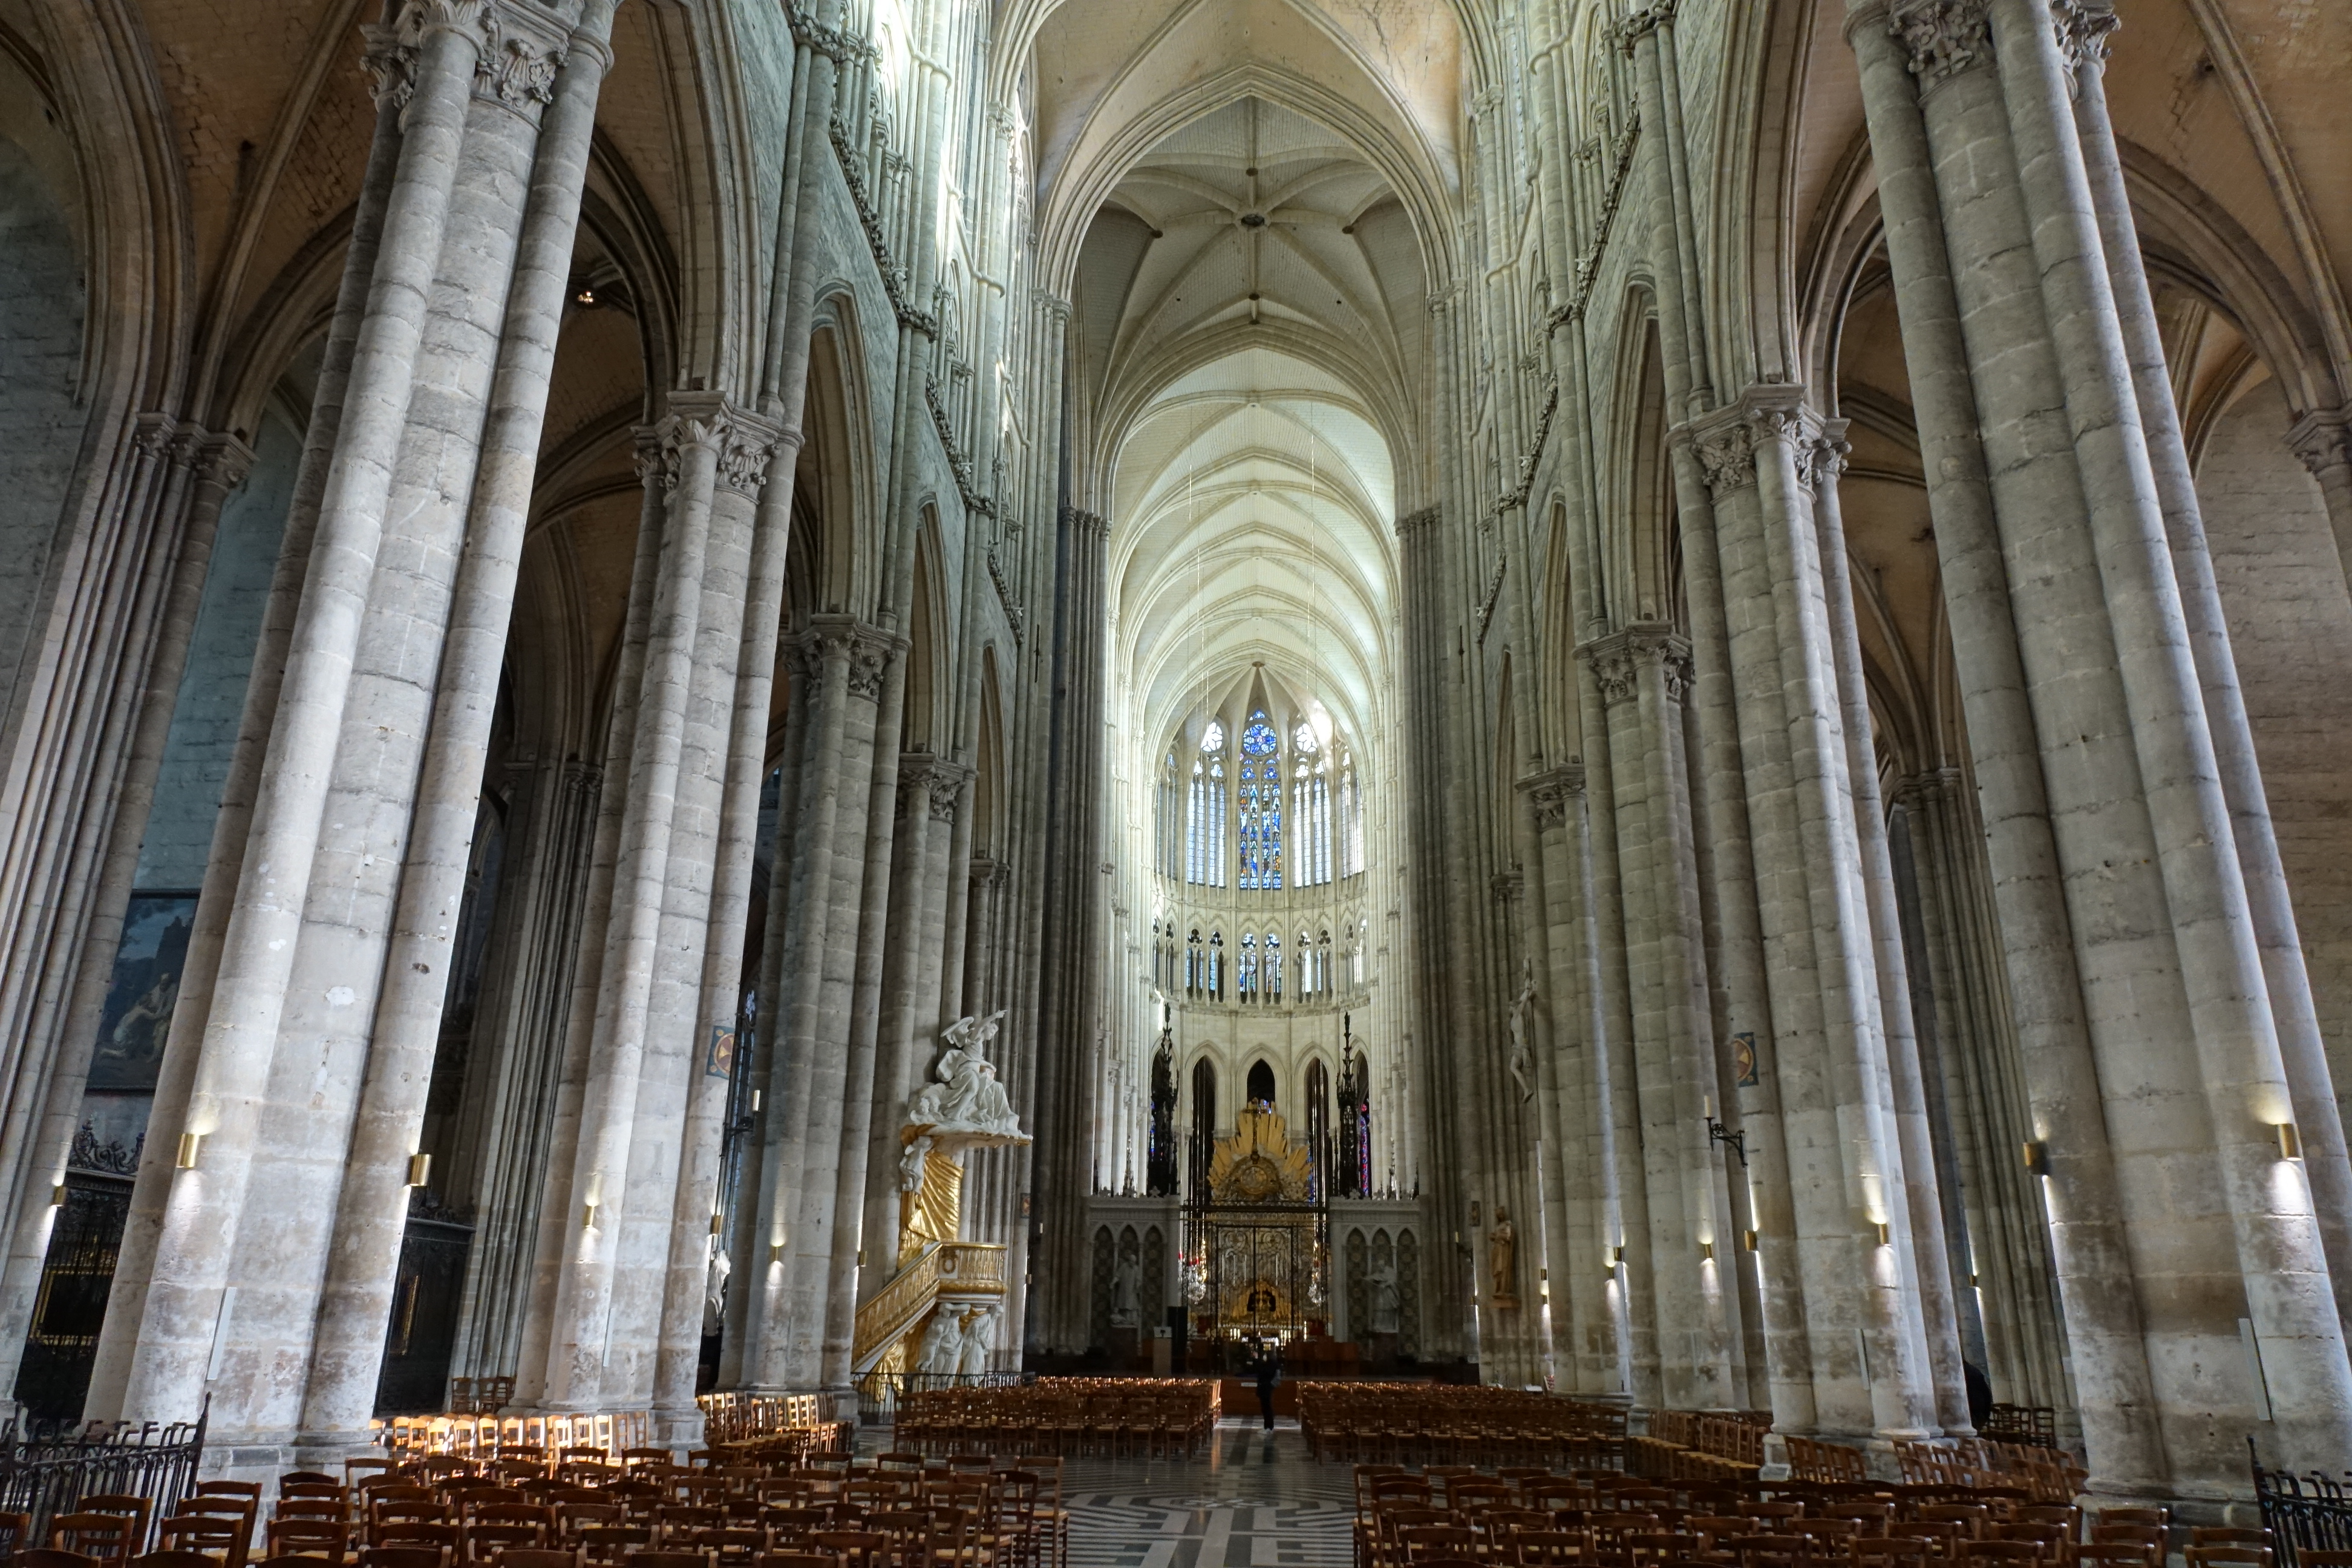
[[851, 1239, 1007, 1375]]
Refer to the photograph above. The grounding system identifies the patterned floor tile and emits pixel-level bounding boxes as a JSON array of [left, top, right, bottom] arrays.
[[1065, 1420, 1352, 1568]]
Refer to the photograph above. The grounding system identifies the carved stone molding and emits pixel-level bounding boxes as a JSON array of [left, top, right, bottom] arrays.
[[969, 854, 1009, 890], [1490, 871, 1524, 906], [1517, 763, 1587, 831], [1889, 0, 1993, 91], [1803, 418, 1854, 494]]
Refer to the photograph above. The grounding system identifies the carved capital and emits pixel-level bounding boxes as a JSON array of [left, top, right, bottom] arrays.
[[2053, 0, 2118, 74], [652, 398, 778, 497], [1581, 624, 1691, 708], [1032, 290, 1072, 323], [476, 33, 566, 113], [1889, 0, 1993, 90], [846, 621, 905, 703], [131, 412, 178, 460], [1394, 505, 1442, 538], [1803, 419, 1854, 492], [2289, 405, 2352, 480], [1683, 409, 1758, 500], [197, 434, 257, 491], [898, 755, 975, 825], [1490, 871, 1524, 906], [1060, 505, 1109, 542], [1516, 763, 1587, 831], [969, 854, 1010, 890], [1613, 0, 1677, 53]]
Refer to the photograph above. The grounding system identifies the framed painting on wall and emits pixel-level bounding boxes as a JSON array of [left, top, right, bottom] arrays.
[[88, 891, 198, 1093]]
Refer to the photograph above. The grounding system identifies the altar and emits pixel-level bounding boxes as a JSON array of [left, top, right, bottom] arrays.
[[1184, 1106, 1328, 1350]]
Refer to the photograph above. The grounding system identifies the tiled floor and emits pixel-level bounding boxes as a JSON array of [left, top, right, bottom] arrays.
[[1063, 1418, 1352, 1568]]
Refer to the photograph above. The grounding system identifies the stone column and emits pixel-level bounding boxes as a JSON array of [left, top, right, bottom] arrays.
[[107, 0, 505, 1428], [535, 404, 745, 1410], [287, 0, 620, 1455], [1808, 425, 1972, 1433], [2068, 26, 2352, 1333], [776, 620, 890, 1390], [1849, 0, 2164, 1485], [646, 414, 783, 1439], [0, 433, 250, 1411]]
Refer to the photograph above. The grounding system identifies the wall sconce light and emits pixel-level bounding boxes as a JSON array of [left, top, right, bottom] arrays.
[[710, 1212, 725, 1236], [770, 1241, 786, 1264], [1968, 1273, 1981, 1289], [2275, 1122, 2304, 1160], [582, 1171, 604, 1230], [750, 1089, 763, 1112], [2021, 1140, 2049, 1176], [1873, 1221, 1892, 1247], [405, 1153, 433, 1189], [50, 1184, 66, 1207], [175, 1132, 203, 1170], [1741, 1229, 1759, 1252], [1699, 1241, 1715, 1263]]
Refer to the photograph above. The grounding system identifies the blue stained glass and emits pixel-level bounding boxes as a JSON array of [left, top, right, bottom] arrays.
[[1241, 718, 1278, 757]]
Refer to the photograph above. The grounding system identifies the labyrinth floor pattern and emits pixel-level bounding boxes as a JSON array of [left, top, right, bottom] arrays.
[[1063, 1420, 1352, 1568]]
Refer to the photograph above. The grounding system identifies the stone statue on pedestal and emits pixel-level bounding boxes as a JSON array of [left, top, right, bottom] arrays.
[[1110, 1253, 1140, 1327], [1488, 1207, 1518, 1305], [915, 1308, 963, 1375]]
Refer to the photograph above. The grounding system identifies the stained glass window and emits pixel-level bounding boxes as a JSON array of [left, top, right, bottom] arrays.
[[1237, 710, 1282, 889]]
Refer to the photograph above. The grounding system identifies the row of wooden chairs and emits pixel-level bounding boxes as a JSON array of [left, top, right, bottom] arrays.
[[1349, 1467, 2244, 1568], [892, 1381, 1216, 1459], [1304, 1387, 1631, 1469]]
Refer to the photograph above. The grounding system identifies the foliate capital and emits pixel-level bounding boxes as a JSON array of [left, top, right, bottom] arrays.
[[2052, 0, 2118, 74], [652, 398, 780, 498], [1581, 624, 1691, 708], [1516, 763, 1587, 831], [1613, 0, 1677, 54], [1888, 0, 1993, 91], [1394, 505, 1442, 538], [898, 754, 975, 824]]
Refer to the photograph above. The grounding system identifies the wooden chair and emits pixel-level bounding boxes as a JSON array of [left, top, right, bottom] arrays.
[[261, 1518, 347, 1562], [576, 1529, 652, 1568], [131, 1555, 224, 1568], [23, 1551, 103, 1568], [82, 1497, 157, 1554], [1850, 1537, 1936, 1568], [468, 1527, 550, 1563], [358, 1549, 447, 1568], [2183, 1548, 2270, 1568], [491, 1553, 577, 1568], [52, 1515, 138, 1567], [750, 1555, 835, 1568], [255, 1557, 345, 1568], [2074, 1548, 2155, 1568], [2189, 1534, 2269, 1553]]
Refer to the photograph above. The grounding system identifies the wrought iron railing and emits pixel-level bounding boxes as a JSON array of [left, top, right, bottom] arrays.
[[2253, 1442, 2352, 1568], [854, 1370, 1027, 1425], [0, 1403, 207, 1546]]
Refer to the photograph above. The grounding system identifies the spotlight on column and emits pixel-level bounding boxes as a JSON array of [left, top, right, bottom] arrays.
[[1741, 1230, 1759, 1252], [406, 1153, 433, 1189], [710, 1212, 725, 1236], [175, 1132, 203, 1170], [1699, 1241, 1714, 1263], [2275, 1122, 2303, 1160], [583, 1171, 604, 1230], [50, 1184, 65, 1207], [1873, 1221, 1891, 1247], [2020, 1140, 2049, 1177]]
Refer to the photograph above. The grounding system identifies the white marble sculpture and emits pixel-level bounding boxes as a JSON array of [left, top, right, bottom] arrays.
[[906, 1010, 1027, 1143], [1370, 1260, 1402, 1336], [1109, 1253, 1140, 1327], [914, 1307, 963, 1375], [956, 1308, 995, 1377], [1508, 956, 1536, 1103]]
